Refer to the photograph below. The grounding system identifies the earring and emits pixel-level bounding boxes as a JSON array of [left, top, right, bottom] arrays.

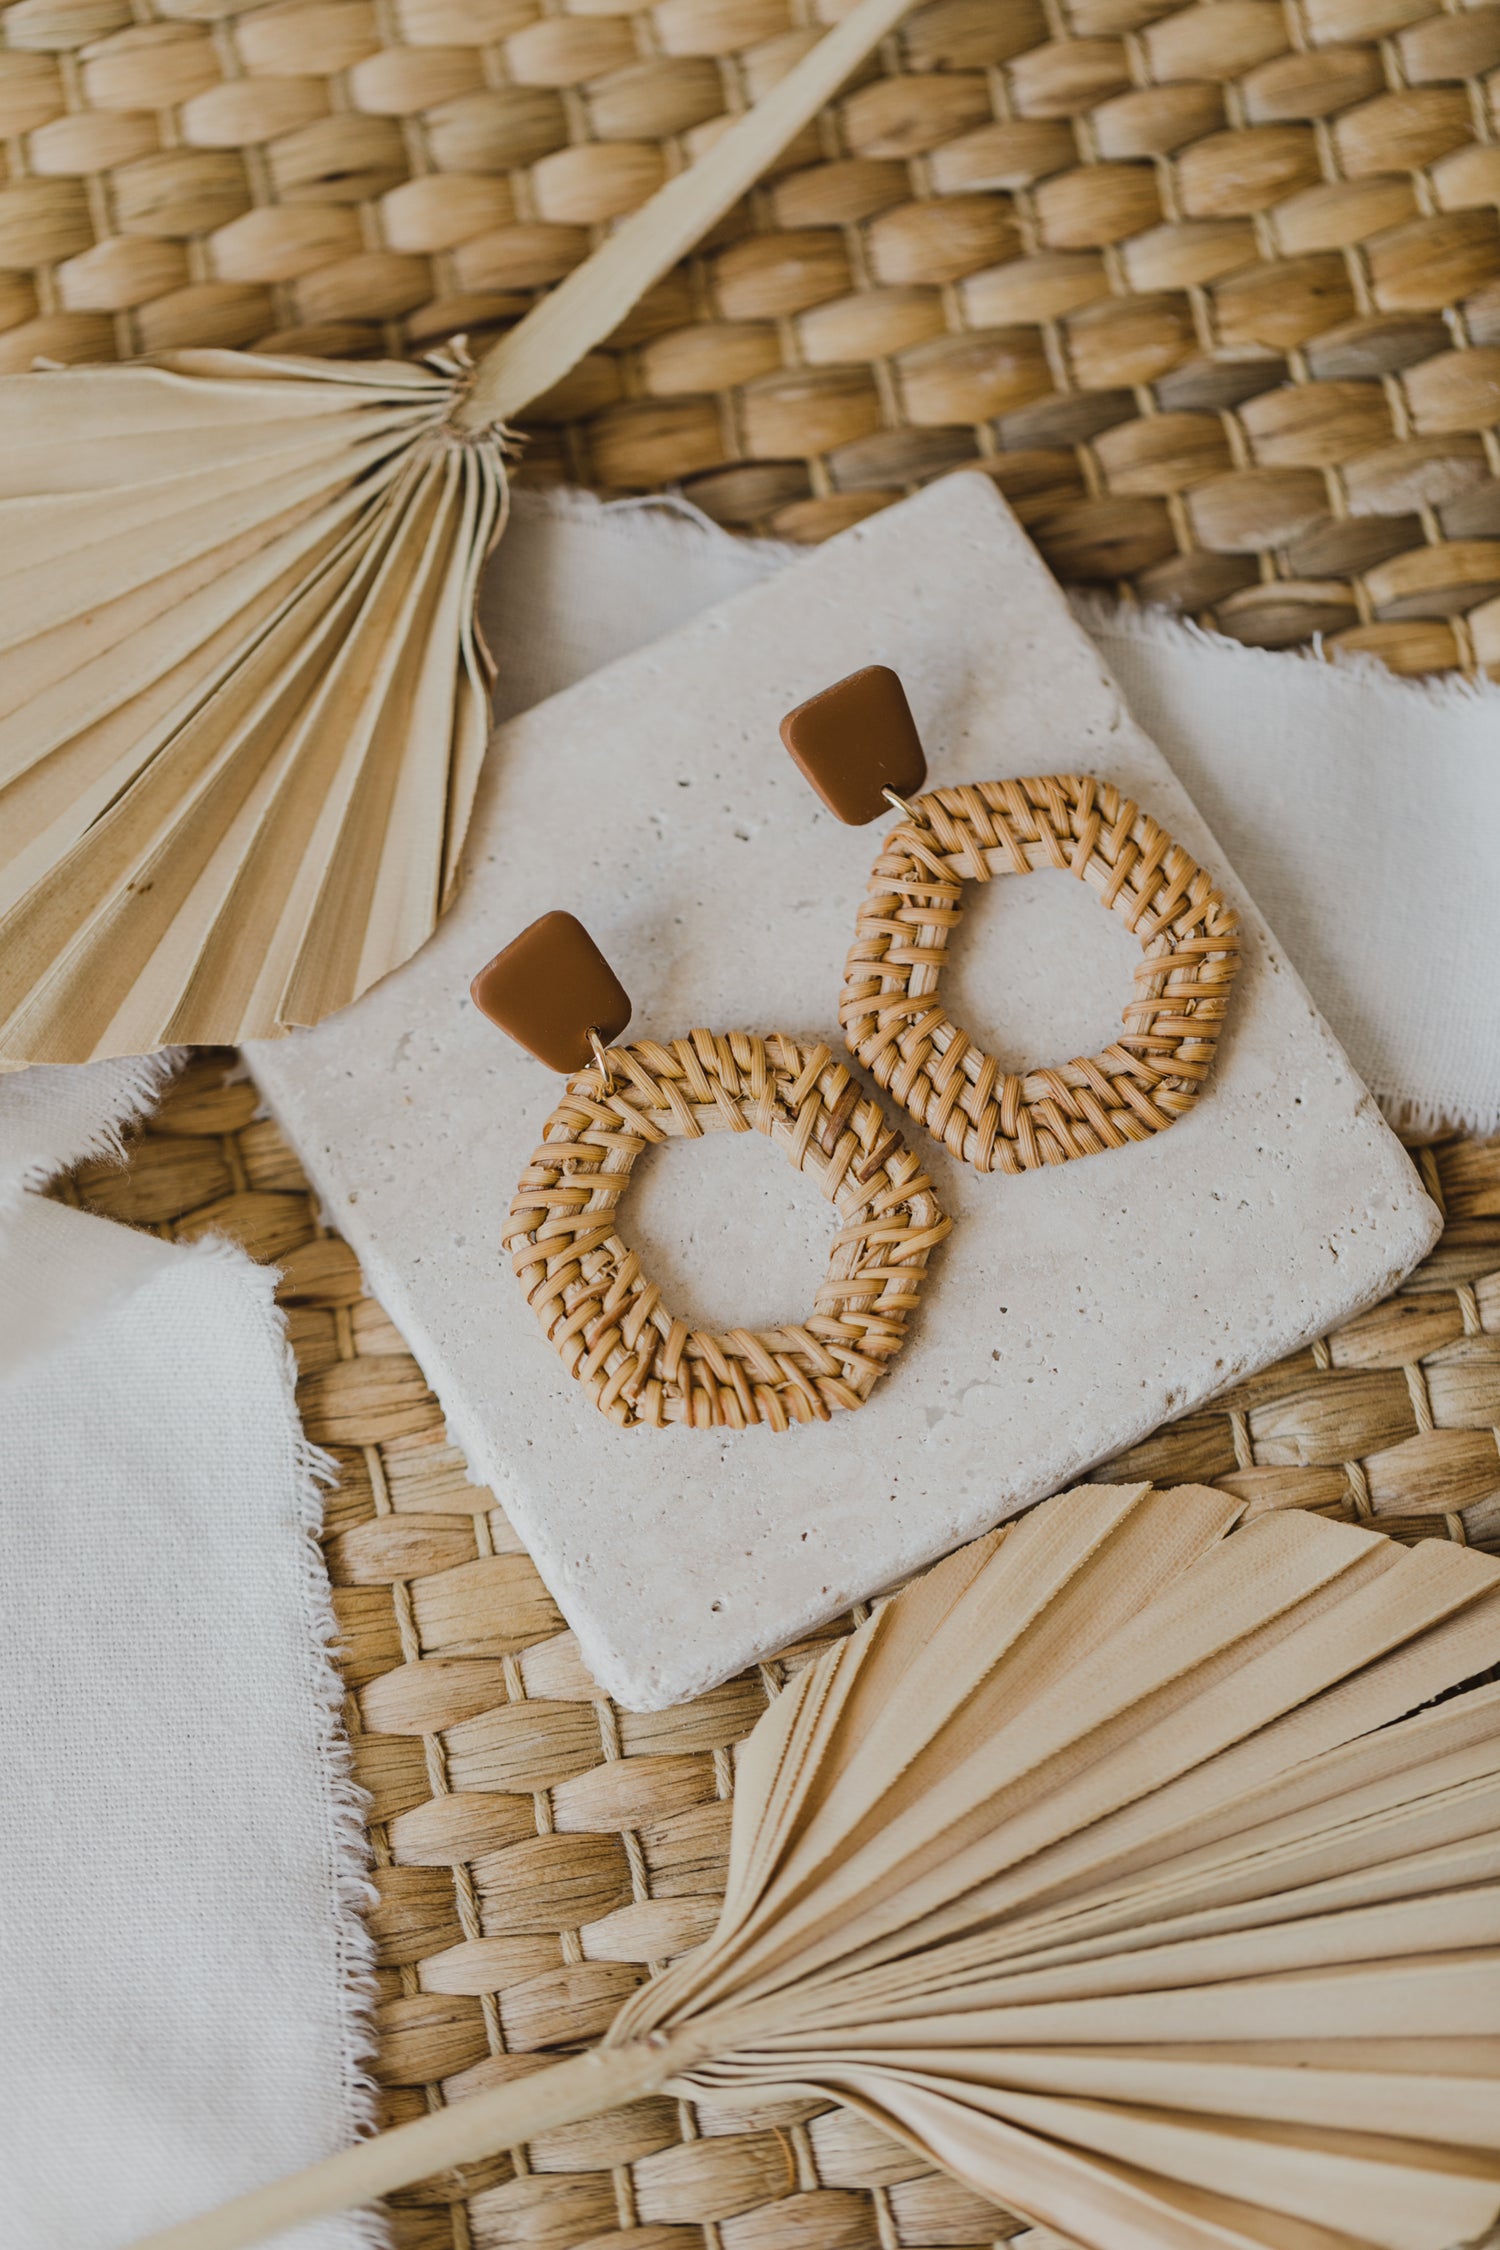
[[782, 667, 1242, 1176], [471, 911, 950, 1431]]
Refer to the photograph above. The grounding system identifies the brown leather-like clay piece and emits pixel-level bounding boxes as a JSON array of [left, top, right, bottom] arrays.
[[470, 910, 631, 1074], [779, 665, 928, 826]]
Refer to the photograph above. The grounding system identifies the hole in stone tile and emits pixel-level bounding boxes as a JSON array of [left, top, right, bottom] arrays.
[[626, 1129, 835, 1333], [943, 865, 1140, 1074]]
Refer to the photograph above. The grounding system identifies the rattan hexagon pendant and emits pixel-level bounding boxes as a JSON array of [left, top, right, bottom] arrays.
[[843, 773, 1241, 1174], [473, 912, 949, 1431], [781, 668, 1241, 1175], [505, 1029, 950, 1430]]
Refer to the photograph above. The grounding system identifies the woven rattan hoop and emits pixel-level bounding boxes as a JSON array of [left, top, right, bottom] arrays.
[[502, 1028, 950, 1430], [841, 774, 1241, 1175]]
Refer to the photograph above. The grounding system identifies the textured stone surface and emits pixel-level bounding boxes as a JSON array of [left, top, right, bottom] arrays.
[[249, 477, 1440, 1708]]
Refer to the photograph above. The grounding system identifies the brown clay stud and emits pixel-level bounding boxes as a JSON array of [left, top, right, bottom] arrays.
[[779, 664, 927, 825], [470, 910, 631, 1074]]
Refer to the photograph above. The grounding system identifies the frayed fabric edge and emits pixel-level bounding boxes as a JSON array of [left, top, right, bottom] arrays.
[[1069, 591, 1500, 1143], [181, 1233, 390, 2247], [1071, 588, 1500, 714], [0, 1053, 192, 1386], [24, 1048, 183, 1182], [0, 1028, 385, 2220], [287, 1378, 390, 2247], [1, 1047, 184, 1213], [506, 479, 798, 573], [1376, 1090, 1500, 1144]]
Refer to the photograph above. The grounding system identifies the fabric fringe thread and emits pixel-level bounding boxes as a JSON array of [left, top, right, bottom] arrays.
[[190, 1235, 390, 2243], [1069, 589, 1500, 713], [285, 1359, 389, 2244], [1, 1049, 183, 1210], [1070, 590, 1500, 1143]]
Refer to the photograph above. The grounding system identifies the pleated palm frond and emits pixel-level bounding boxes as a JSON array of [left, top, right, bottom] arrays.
[[0, 0, 921, 1066], [146, 1483, 1500, 2250], [0, 350, 502, 1063]]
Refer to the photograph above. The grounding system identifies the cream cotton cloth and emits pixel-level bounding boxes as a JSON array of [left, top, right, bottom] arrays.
[[0, 1068, 380, 2250], [1, 479, 1497, 2245], [1083, 602, 1500, 1139]]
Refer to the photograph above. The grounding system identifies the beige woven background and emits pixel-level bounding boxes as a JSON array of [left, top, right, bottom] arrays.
[[55, 1056, 1500, 2250], [5, 0, 1500, 670]]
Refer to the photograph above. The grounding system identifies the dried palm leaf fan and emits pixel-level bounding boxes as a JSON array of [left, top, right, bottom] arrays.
[[0, 0, 919, 1071], [141, 1483, 1500, 2250]]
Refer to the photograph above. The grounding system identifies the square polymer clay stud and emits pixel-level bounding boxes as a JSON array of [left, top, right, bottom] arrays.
[[471, 911, 949, 1433], [470, 910, 631, 1074], [779, 664, 927, 825]]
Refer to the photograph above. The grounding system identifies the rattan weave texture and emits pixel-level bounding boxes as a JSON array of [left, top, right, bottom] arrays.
[[5, 0, 1500, 671], [840, 774, 1240, 1172], [505, 1032, 950, 1429], [55, 1052, 1500, 2250]]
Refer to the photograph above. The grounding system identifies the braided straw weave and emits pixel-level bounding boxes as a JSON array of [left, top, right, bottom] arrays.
[[503, 1030, 949, 1428], [55, 1057, 1500, 2250], [842, 775, 1240, 1172], [5, 0, 1500, 672]]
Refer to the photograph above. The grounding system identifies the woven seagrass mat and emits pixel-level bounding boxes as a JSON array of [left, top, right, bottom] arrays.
[[5, 0, 1500, 673], [50, 1051, 1500, 2250]]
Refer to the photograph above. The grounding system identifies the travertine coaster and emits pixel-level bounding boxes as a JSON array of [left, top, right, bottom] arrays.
[[249, 477, 1439, 1709]]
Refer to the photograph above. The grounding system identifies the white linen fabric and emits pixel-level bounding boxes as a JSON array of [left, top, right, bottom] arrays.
[[0, 1055, 174, 1211], [1084, 603, 1500, 1138], [0, 1054, 177, 1376], [0, 1072, 380, 2250], [484, 487, 1500, 1137]]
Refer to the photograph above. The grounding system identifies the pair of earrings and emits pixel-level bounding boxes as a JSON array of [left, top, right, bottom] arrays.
[[472, 669, 1241, 1434]]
